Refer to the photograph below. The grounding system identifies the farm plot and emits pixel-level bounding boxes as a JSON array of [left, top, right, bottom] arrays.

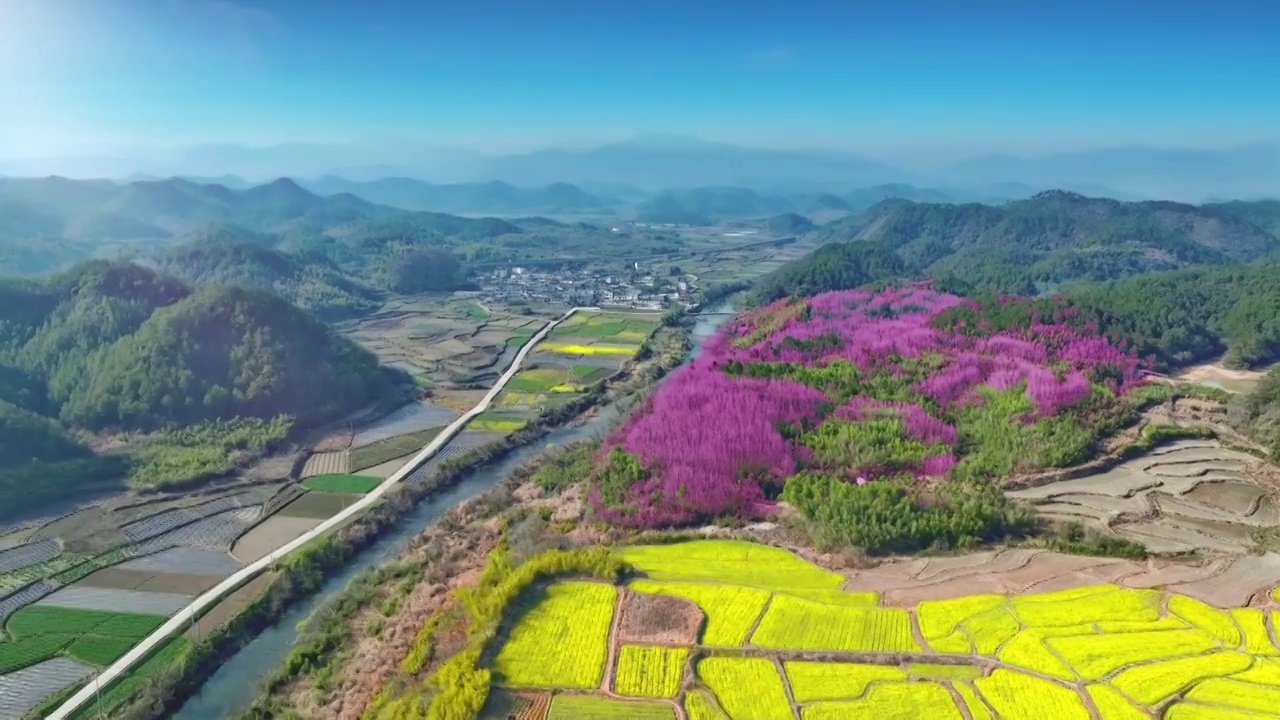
[[276, 492, 356, 519], [751, 594, 919, 653], [697, 656, 792, 720], [493, 581, 616, 689], [350, 400, 459, 448], [784, 661, 907, 702], [0, 581, 59, 626], [129, 505, 263, 555], [115, 546, 242, 577], [1007, 441, 1270, 553], [36, 586, 192, 616], [349, 427, 445, 471], [469, 410, 531, 433], [614, 645, 688, 698], [0, 540, 61, 574], [232, 515, 322, 562], [0, 656, 94, 719], [301, 474, 382, 494], [547, 695, 676, 719], [0, 605, 166, 678], [77, 568, 218, 596], [482, 541, 1280, 720], [629, 581, 769, 647], [621, 540, 845, 591], [802, 682, 963, 720], [300, 451, 350, 478]]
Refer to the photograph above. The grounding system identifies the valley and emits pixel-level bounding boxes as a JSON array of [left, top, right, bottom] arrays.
[[1, 176, 1279, 720]]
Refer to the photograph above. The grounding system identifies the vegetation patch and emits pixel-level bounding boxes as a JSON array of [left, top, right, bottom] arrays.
[[614, 645, 688, 698], [301, 473, 383, 494], [469, 411, 529, 433]]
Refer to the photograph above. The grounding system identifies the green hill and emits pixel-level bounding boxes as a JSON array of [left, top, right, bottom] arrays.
[[758, 192, 1280, 301], [155, 239, 382, 320], [0, 177, 536, 280], [0, 261, 407, 515]]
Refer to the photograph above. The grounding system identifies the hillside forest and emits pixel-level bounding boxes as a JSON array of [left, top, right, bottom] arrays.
[[0, 261, 407, 517]]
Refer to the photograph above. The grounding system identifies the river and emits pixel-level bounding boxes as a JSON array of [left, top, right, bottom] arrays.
[[173, 301, 739, 719]]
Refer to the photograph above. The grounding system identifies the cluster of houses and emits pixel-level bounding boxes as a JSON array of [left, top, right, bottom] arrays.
[[471, 265, 695, 310]]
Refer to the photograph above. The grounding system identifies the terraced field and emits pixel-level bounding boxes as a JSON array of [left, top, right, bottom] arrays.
[[481, 539, 1280, 720], [1008, 440, 1279, 554]]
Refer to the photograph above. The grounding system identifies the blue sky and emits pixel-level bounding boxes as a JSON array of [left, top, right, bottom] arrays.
[[2, 0, 1278, 158]]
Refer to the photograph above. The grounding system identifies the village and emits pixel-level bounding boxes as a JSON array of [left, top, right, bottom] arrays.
[[468, 262, 698, 310]]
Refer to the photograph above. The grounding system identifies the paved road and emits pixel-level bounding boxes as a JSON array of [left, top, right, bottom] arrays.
[[48, 307, 596, 720]]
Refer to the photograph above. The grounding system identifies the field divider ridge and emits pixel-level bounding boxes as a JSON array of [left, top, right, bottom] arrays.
[[46, 306, 597, 720]]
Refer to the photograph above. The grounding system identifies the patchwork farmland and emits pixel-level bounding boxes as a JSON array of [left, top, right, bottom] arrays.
[[13, 307, 646, 718], [470, 539, 1280, 720]]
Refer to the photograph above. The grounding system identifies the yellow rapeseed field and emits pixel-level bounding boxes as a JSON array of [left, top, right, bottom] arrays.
[[1047, 629, 1220, 680], [685, 690, 729, 720], [1010, 585, 1161, 627], [620, 540, 844, 590], [953, 682, 994, 720], [751, 594, 919, 653], [629, 580, 770, 646], [492, 581, 615, 688], [975, 668, 1091, 720], [1230, 608, 1280, 656], [996, 625, 1095, 681], [540, 342, 635, 355], [614, 645, 687, 698], [783, 661, 906, 702], [801, 682, 962, 720], [1169, 594, 1242, 645], [1183, 677, 1280, 715], [917, 594, 1006, 641], [1085, 684, 1147, 720], [962, 607, 1022, 654], [1111, 651, 1252, 705], [698, 656, 792, 720]]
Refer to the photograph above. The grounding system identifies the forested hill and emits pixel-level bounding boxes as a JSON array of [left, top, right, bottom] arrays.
[[752, 193, 1280, 371], [154, 240, 382, 320], [781, 191, 1280, 297], [0, 260, 402, 432], [0, 176, 526, 277]]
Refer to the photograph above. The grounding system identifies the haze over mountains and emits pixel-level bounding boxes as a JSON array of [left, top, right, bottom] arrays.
[[3, 135, 1277, 203]]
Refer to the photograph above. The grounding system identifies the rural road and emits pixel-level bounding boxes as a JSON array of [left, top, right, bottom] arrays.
[[48, 306, 598, 720]]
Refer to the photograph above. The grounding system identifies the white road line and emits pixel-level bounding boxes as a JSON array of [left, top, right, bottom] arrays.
[[47, 307, 596, 720]]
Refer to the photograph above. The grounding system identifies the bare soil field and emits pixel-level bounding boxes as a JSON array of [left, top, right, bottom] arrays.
[[337, 296, 556, 388], [354, 453, 417, 480], [839, 546, 1280, 608], [301, 451, 351, 478], [1007, 439, 1279, 554], [615, 591, 704, 646], [1175, 360, 1275, 394], [231, 515, 324, 562], [78, 567, 220, 595]]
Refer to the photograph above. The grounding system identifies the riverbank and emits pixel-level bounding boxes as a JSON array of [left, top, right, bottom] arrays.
[[62, 315, 697, 720]]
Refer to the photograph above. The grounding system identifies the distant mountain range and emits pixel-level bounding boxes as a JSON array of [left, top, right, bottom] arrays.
[[4, 135, 1276, 202]]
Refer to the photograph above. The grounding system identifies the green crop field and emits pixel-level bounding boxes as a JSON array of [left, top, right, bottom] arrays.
[[301, 473, 383, 494], [480, 540, 1280, 720], [0, 606, 167, 674], [349, 427, 444, 470]]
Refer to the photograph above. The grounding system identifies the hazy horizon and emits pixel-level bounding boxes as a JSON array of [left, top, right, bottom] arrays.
[[4, 0, 1279, 161]]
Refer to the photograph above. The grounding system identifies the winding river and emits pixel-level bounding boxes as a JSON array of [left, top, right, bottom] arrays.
[[173, 302, 738, 719]]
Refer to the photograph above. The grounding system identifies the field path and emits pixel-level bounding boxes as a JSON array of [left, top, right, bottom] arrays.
[[47, 307, 600, 720]]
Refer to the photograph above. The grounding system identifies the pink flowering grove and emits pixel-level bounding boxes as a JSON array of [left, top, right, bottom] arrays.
[[592, 285, 1147, 527]]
